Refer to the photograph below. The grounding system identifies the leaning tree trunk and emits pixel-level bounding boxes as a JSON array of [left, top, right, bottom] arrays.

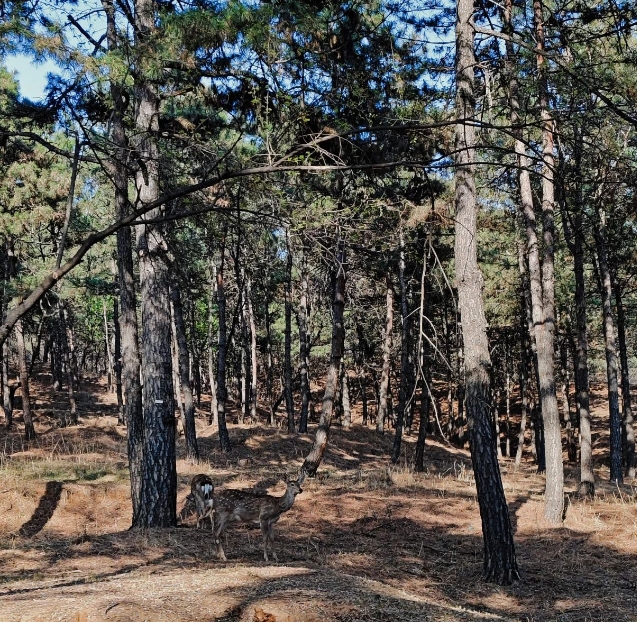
[[456, 0, 519, 584], [170, 281, 199, 462], [614, 283, 635, 478], [594, 209, 623, 484], [103, 0, 144, 525], [301, 240, 345, 477], [377, 273, 393, 434], [16, 319, 35, 440], [134, 0, 177, 527]]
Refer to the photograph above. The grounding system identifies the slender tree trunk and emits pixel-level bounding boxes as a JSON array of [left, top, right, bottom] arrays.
[[594, 210, 623, 484], [392, 227, 411, 463], [614, 283, 635, 478], [206, 259, 219, 426], [302, 240, 345, 477], [298, 249, 310, 433], [215, 241, 232, 452], [170, 282, 199, 461], [245, 279, 258, 424], [113, 299, 124, 425], [284, 233, 295, 433], [134, 0, 177, 527], [377, 273, 393, 434], [103, 0, 144, 525], [341, 361, 351, 429], [504, 0, 561, 521], [456, 0, 518, 583], [59, 305, 78, 425], [265, 300, 275, 426], [103, 299, 114, 393], [2, 344, 12, 429], [16, 319, 35, 440]]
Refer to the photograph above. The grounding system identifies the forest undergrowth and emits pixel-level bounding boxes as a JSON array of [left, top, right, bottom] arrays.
[[0, 373, 635, 622]]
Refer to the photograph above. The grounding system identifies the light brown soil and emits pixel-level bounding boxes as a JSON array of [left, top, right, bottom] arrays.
[[0, 374, 635, 621]]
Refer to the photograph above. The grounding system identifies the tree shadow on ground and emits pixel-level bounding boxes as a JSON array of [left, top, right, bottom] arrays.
[[17, 480, 63, 538]]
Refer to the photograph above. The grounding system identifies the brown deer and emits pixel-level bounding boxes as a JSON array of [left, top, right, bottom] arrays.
[[191, 474, 214, 529], [213, 474, 304, 562]]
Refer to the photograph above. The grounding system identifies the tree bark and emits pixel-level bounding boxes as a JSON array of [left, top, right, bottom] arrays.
[[245, 278, 258, 424], [504, 0, 562, 521], [301, 240, 345, 477], [16, 319, 35, 440], [215, 240, 232, 452], [113, 299, 124, 425], [170, 282, 199, 462], [134, 0, 177, 527], [297, 247, 310, 433], [392, 227, 411, 463], [377, 272, 393, 434], [284, 232, 295, 433], [456, 0, 519, 583], [614, 282, 635, 478], [593, 210, 623, 484], [206, 259, 219, 426], [103, 0, 144, 525]]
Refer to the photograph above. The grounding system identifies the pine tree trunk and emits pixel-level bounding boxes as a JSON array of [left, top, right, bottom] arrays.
[[594, 210, 623, 484], [377, 273, 393, 434], [302, 240, 345, 477], [58, 304, 78, 425], [265, 300, 275, 426], [614, 283, 635, 478], [245, 279, 258, 424], [103, 0, 144, 525], [170, 282, 199, 462], [16, 319, 35, 440], [134, 0, 177, 527], [284, 234, 295, 433], [207, 259, 219, 426], [113, 299, 124, 425], [341, 361, 351, 429], [103, 299, 114, 393], [2, 344, 12, 429], [392, 228, 411, 463], [215, 243, 232, 452], [504, 0, 561, 521], [456, 0, 518, 583], [298, 249, 310, 433]]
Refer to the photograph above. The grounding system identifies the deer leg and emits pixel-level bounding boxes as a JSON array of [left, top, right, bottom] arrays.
[[260, 520, 270, 562], [214, 515, 228, 561], [268, 522, 278, 563]]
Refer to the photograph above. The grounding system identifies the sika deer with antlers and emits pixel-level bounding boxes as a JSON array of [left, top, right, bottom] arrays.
[[191, 474, 214, 530], [213, 473, 305, 562]]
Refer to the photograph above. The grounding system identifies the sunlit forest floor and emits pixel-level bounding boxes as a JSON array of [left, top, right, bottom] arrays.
[[0, 372, 635, 621]]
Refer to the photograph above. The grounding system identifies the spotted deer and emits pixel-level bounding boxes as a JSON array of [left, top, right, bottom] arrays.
[[213, 474, 305, 562], [191, 474, 214, 529]]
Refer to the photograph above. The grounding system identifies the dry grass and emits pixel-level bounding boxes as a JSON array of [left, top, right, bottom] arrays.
[[0, 373, 635, 621]]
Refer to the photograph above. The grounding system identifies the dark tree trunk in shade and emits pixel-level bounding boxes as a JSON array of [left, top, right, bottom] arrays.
[[455, 0, 519, 583], [302, 240, 345, 477], [614, 283, 635, 478], [392, 228, 411, 463], [103, 0, 144, 524], [284, 233, 295, 433], [244, 279, 258, 423], [113, 299, 124, 425], [170, 282, 199, 462], [297, 249, 310, 433], [206, 259, 219, 426], [16, 319, 35, 440], [134, 0, 177, 527], [265, 300, 275, 426], [377, 273, 393, 434], [593, 211, 623, 484], [215, 241, 232, 452]]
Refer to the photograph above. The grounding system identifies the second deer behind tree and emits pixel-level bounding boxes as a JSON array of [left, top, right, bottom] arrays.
[[213, 474, 304, 562]]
